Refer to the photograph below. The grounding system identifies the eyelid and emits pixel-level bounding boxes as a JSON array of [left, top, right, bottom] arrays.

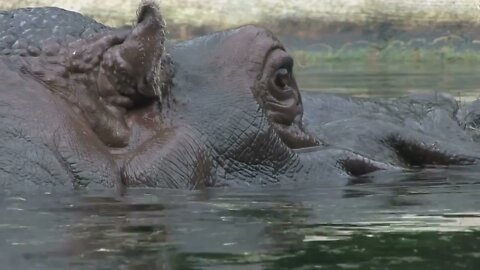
[[277, 57, 293, 73]]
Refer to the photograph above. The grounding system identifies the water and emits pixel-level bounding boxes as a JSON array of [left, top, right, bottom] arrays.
[[2, 63, 480, 269], [297, 62, 480, 100]]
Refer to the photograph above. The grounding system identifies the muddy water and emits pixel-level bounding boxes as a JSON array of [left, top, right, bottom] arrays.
[[1, 63, 480, 269]]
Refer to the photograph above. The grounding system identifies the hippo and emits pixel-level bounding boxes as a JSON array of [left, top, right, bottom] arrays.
[[1, 1, 480, 192]]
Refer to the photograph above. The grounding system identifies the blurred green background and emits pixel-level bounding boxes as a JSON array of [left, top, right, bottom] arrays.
[[2, 0, 479, 30], [3, 0, 480, 65]]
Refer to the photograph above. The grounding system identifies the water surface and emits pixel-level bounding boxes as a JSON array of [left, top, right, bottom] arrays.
[[297, 62, 480, 100]]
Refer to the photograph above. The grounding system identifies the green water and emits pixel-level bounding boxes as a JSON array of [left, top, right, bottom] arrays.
[[1, 63, 480, 269], [297, 62, 480, 100], [2, 180, 480, 269]]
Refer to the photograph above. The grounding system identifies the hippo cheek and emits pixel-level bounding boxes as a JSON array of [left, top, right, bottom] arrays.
[[264, 96, 298, 125]]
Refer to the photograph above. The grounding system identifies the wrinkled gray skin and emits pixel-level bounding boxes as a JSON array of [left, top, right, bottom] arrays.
[[2, 3, 480, 192], [0, 7, 110, 56]]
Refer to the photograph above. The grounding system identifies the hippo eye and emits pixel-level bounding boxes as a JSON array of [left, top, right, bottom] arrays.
[[274, 68, 292, 88]]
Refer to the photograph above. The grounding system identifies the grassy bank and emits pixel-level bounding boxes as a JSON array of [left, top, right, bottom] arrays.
[[292, 38, 480, 67], [293, 48, 480, 67], [3, 0, 479, 28]]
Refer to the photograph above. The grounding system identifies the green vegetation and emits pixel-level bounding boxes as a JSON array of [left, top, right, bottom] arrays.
[[293, 42, 480, 67]]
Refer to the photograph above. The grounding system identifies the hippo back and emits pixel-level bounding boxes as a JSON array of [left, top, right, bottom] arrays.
[[0, 7, 111, 56]]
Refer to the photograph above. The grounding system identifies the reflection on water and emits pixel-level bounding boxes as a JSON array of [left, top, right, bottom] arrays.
[[1, 177, 480, 269], [2, 63, 480, 269], [296, 62, 480, 101]]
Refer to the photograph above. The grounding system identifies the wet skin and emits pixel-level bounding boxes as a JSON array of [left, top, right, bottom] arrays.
[[1, 3, 480, 192]]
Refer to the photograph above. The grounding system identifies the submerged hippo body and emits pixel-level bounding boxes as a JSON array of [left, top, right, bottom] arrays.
[[1, 2, 480, 192]]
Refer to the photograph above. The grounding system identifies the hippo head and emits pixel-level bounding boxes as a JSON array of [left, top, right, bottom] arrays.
[[42, 5, 321, 158], [167, 25, 319, 150], [7, 2, 320, 188], [116, 24, 322, 187]]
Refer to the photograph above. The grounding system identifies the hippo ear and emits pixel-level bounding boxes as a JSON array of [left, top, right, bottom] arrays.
[[96, 1, 166, 101]]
